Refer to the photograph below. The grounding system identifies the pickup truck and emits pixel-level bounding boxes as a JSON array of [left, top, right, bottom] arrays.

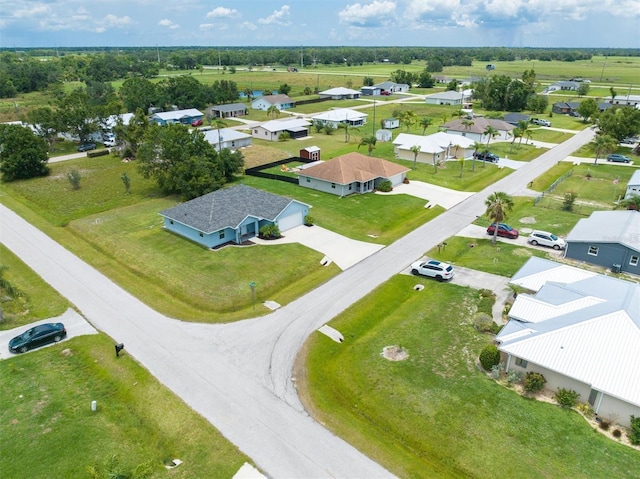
[[531, 118, 551, 127]]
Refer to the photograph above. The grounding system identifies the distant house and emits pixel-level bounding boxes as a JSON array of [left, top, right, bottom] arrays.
[[550, 80, 580, 91], [203, 128, 252, 151], [159, 184, 310, 248], [604, 95, 640, 107], [496, 256, 640, 428], [503, 112, 530, 126], [311, 108, 367, 128], [151, 109, 204, 126], [251, 94, 294, 111], [252, 118, 310, 142], [393, 132, 475, 165], [209, 103, 248, 119], [625, 170, 640, 199], [297, 152, 409, 197], [564, 211, 640, 275], [374, 81, 410, 93], [551, 102, 581, 115], [441, 117, 514, 143], [424, 91, 470, 105], [360, 86, 381, 96], [318, 87, 361, 100]]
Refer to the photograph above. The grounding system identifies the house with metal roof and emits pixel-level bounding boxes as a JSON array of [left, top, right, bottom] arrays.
[[373, 81, 410, 93], [564, 211, 640, 275], [424, 90, 471, 105], [251, 94, 294, 111], [625, 170, 640, 200], [203, 128, 252, 151], [497, 256, 640, 427], [318, 87, 361, 100], [311, 108, 367, 128], [159, 184, 310, 248], [393, 132, 475, 165], [251, 118, 310, 142], [208, 103, 248, 118], [150, 109, 204, 126], [441, 117, 514, 143], [297, 152, 409, 197]]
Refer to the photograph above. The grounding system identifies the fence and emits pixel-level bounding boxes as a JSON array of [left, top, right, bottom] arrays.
[[245, 156, 316, 185], [533, 168, 573, 206]]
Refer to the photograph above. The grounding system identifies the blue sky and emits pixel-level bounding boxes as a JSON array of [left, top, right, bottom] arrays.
[[1, 0, 639, 49]]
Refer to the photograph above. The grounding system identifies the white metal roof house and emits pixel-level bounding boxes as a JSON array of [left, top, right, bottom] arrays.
[[564, 211, 640, 275], [625, 170, 640, 199], [251, 118, 310, 142], [374, 81, 410, 93], [151, 109, 204, 126], [311, 108, 367, 128], [393, 132, 475, 165], [203, 128, 252, 151], [251, 94, 294, 111], [318, 87, 361, 100], [441, 117, 514, 143], [604, 94, 640, 107], [424, 90, 471, 105], [497, 257, 640, 427]]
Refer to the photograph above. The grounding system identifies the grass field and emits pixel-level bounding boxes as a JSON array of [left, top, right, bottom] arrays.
[[298, 275, 640, 478]]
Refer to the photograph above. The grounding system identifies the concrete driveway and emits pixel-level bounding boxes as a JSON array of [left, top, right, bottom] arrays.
[[379, 180, 474, 209], [252, 224, 384, 270], [0, 308, 98, 360]]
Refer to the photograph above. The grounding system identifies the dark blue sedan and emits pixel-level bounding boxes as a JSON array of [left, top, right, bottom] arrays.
[[9, 323, 67, 354]]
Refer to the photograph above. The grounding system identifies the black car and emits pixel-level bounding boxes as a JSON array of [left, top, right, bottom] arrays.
[[78, 143, 96, 152], [473, 151, 499, 163], [8, 323, 67, 353]]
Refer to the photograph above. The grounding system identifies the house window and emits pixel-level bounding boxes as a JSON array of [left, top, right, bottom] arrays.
[[331, 183, 336, 189], [515, 357, 528, 368], [169, 220, 174, 225], [219, 231, 225, 239], [199, 232, 204, 238], [588, 389, 598, 406], [306, 177, 310, 183], [588, 245, 599, 256], [630, 255, 639, 266]]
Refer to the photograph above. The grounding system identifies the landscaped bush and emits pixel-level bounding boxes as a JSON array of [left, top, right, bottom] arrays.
[[490, 362, 504, 379], [576, 402, 594, 419], [376, 180, 393, 192], [474, 312, 494, 332], [630, 415, 640, 445], [304, 215, 315, 226], [524, 372, 546, 393], [598, 418, 611, 431], [507, 370, 524, 385], [612, 429, 622, 439], [479, 344, 500, 371], [554, 388, 580, 408], [259, 224, 281, 239], [87, 149, 109, 158], [477, 289, 495, 315]]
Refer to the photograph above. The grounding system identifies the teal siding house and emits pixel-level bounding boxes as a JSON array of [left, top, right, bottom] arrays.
[[159, 185, 310, 248]]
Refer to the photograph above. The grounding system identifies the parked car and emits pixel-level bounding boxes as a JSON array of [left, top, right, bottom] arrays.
[[486, 223, 519, 239], [9, 323, 67, 354], [410, 259, 454, 282], [568, 111, 580, 117], [78, 143, 96, 152], [531, 118, 552, 127], [191, 119, 204, 127], [621, 137, 638, 145], [607, 154, 631, 163], [527, 230, 566, 250], [380, 90, 391, 96], [473, 151, 499, 163], [104, 139, 116, 147]]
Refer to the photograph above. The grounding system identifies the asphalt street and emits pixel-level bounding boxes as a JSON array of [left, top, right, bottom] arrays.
[[0, 126, 595, 478]]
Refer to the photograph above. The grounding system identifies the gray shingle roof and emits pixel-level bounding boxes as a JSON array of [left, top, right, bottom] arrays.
[[159, 184, 302, 233]]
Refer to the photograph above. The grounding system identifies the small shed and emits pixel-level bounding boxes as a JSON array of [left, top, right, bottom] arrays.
[[382, 118, 399, 129], [376, 129, 392, 142], [300, 146, 321, 161]]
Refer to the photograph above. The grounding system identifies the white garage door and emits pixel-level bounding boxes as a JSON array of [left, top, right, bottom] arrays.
[[278, 212, 303, 231]]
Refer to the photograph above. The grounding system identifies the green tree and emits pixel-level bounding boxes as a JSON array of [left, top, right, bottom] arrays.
[[591, 133, 617, 165], [119, 77, 158, 113], [419, 117, 433, 135], [471, 141, 483, 172], [597, 107, 640, 142], [410, 144, 421, 169], [509, 127, 522, 153], [338, 122, 359, 143], [416, 70, 435, 88], [363, 76, 374, 86], [618, 195, 640, 211], [121, 108, 150, 158], [357, 135, 377, 156], [267, 105, 280, 120], [278, 83, 291, 95], [517, 120, 532, 149], [26, 106, 61, 152], [210, 118, 228, 151], [485, 191, 514, 244], [57, 88, 99, 143], [445, 79, 458, 91], [0, 124, 50, 181], [577, 83, 590, 97], [577, 98, 598, 122], [401, 110, 418, 132], [482, 125, 500, 168]]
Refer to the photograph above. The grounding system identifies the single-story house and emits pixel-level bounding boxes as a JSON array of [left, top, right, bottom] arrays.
[[159, 184, 310, 248], [625, 170, 640, 199], [604, 95, 640, 107], [564, 210, 640, 275], [102, 113, 135, 130], [374, 81, 410, 93], [503, 113, 530, 126], [496, 256, 640, 428], [252, 118, 310, 142], [551, 102, 580, 115], [548, 80, 580, 91], [424, 90, 471, 105], [393, 132, 475, 165], [382, 118, 399, 129], [318, 87, 361, 100], [203, 128, 252, 151], [251, 94, 294, 111], [297, 152, 409, 197], [311, 108, 367, 128], [209, 103, 248, 119], [360, 86, 382, 96], [151, 109, 204, 126], [441, 117, 514, 143]]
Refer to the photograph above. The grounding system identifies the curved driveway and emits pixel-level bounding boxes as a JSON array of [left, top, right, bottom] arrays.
[[0, 127, 594, 478]]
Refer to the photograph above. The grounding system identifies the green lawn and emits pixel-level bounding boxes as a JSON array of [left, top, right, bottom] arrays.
[[299, 276, 640, 479], [0, 334, 249, 478]]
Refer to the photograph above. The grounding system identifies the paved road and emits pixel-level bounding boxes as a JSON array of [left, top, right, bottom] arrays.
[[0, 126, 595, 478]]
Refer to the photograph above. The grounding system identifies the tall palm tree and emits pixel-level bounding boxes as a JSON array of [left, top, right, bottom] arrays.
[[591, 133, 617, 165], [517, 120, 533, 149], [244, 88, 253, 103], [210, 118, 228, 151], [266, 104, 280, 120], [402, 110, 418, 132], [471, 141, 483, 172], [410, 144, 421, 169], [482, 125, 500, 168], [440, 113, 449, 127], [419, 117, 433, 135], [509, 127, 522, 154], [458, 155, 466, 178], [358, 135, 377, 156], [618, 195, 640, 211], [461, 119, 474, 134], [485, 191, 514, 244], [338, 122, 359, 143]]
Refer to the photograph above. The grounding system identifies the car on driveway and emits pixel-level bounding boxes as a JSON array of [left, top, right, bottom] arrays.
[[191, 119, 204, 127], [410, 259, 454, 281], [607, 154, 632, 163], [9, 323, 67, 354], [527, 230, 566, 250], [531, 118, 552, 127], [473, 151, 499, 163], [486, 223, 519, 239], [78, 143, 96, 152]]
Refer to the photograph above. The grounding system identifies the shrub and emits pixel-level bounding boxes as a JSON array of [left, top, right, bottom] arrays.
[[376, 180, 392, 192], [507, 370, 524, 385], [576, 402, 594, 419], [259, 224, 281, 239], [562, 191, 577, 211], [304, 215, 315, 226], [598, 418, 611, 431], [66, 169, 81, 190], [554, 388, 580, 408], [473, 313, 494, 333], [490, 362, 504, 379], [524, 372, 546, 393], [479, 344, 500, 371], [630, 415, 640, 445], [612, 429, 622, 438], [277, 131, 291, 141], [87, 149, 109, 158]]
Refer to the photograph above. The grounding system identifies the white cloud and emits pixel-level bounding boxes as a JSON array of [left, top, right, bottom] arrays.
[[339, 1, 397, 27], [241, 21, 258, 31], [102, 14, 134, 28], [159, 18, 179, 29], [12, 4, 51, 19], [206, 6, 240, 19], [258, 5, 291, 25]]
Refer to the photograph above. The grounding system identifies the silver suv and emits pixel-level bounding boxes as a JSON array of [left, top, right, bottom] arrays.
[[527, 230, 566, 250]]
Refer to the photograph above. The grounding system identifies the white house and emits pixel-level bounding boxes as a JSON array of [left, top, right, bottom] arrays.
[[496, 257, 640, 428], [151, 109, 204, 126], [625, 170, 640, 199], [393, 132, 475, 165], [441, 117, 514, 143], [203, 128, 252, 151], [604, 95, 640, 108], [424, 90, 472, 105], [311, 108, 367, 128], [318, 87, 361, 100], [251, 94, 294, 111], [251, 118, 310, 142]]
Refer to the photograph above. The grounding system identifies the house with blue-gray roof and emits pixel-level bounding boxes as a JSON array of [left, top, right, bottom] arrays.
[[497, 257, 640, 427], [159, 185, 310, 248]]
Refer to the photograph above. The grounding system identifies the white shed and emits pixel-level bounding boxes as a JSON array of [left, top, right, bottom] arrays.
[[382, 118, 399, 129], [376, 129, 392, 142]]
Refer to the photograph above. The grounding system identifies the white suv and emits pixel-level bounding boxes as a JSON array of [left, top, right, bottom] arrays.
[[410, 259, 454, 281], [527, 230, 566, 250]]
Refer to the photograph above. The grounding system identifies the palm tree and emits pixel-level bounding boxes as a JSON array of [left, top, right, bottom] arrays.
[[410, 144, 421, 169], [471, 141, 483, 172], [461, 119, 474, 134], [509, 127, 522, 154], [267, 104, 280, 120], [458, 155, 465, 178], [482, 125, 500, 168], [210, 118, 228, 151], [338, 122, 359, 143], [402, 110, 418, 132], [244, 88, 253, 103], [591, 133, 617, 165], [440, 113, 449, 127], [419, 117, 433, 135], [485, 191, 515, 244], [358, 135, 377, 156], [517, 120, 533, 149]]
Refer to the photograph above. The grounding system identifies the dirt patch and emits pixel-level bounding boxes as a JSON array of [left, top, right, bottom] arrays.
[[381, 345, 409, 361], [519, 216, 537, 224]]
